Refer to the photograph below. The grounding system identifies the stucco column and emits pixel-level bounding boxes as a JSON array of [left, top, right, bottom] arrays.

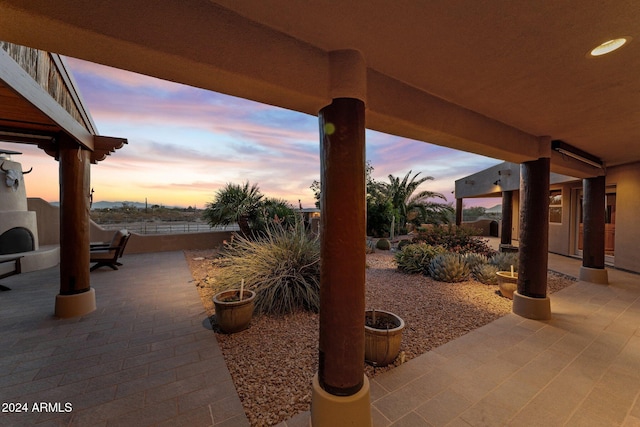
[[513, 157, 551, 320], [579, 176, 608, 284], [55, 135, 96, 318], [500, 190, 513, 247], [311, 50, 371, 427], [455, 198, 463, 226]]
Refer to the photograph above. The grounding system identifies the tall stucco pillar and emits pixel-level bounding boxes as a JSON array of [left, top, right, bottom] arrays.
[[500, 190, 513, 248], [455, 198, 463, 226], [513, 157, 551, 320], [55, 135, 95, 318], [311, 50, 371, 427], [580, 176, 608, 284]]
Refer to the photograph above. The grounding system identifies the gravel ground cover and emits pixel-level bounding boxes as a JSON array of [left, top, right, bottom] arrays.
[[185, 249, 576, 426]]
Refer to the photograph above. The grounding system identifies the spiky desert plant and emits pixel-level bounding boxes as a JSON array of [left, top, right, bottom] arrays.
[[428, 253, 471, 282], [365, 239, 376, 254], [394, 243, 445, 274], [216, 221, 320, 315], [376, 238, 391, 250], [473, 264, 499, 285], [397, 239, 412, 250], [462, 253, 489, 271], [489, 252, 519, 272]]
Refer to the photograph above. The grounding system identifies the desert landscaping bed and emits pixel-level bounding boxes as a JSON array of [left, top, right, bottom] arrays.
[[185, 249, 576, 426]]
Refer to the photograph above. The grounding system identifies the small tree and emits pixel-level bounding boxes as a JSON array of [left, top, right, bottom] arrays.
[[254, 197, 296, 232], [203, 182, 264, 236]]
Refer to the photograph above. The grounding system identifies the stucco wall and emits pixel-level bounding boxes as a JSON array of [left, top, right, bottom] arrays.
[[547, 183, 572, 256], [27, 198, 60, 246], [607, 162, 640, 272], [29, 198, 233, 254], [90, 221, 233, 254]]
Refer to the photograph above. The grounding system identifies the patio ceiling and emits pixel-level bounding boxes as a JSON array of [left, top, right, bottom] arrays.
[[0, 1, 637, 175]]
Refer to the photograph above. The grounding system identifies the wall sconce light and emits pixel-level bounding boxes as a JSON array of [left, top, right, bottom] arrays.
[[552, 140, 603, 169], [493, 179, 501, 186]]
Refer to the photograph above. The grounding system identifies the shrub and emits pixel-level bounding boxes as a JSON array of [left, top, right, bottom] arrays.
[[428, 253, 471, 282], [489, 252, 519, 272], [397, 239, 412, 250], [395, 243, 446, 274], [376, 238, 391, 250], [473, 264, 499, 285], [215, 222, 320, 315], [413, 225, 496, 257]]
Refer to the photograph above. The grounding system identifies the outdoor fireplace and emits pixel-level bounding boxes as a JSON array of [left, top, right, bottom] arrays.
[[0, 227, 35, 254], [0, 150, 39, 255]]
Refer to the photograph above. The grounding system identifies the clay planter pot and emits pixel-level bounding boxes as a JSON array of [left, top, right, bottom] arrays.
[[213, 290, 256, 333], [364, 310, 405, 367], [496, 271, 518, 299]]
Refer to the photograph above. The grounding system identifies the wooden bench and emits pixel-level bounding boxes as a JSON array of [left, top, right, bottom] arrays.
[[0, 256, 23, 291]]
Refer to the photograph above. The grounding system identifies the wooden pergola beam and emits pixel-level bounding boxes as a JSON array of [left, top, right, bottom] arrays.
[[0, 47, 94, 151]]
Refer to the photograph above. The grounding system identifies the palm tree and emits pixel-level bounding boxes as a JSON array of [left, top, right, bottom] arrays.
[[203, 182, 264, 236], [386, 170, 452, 232], [255, 197, 296, 231]]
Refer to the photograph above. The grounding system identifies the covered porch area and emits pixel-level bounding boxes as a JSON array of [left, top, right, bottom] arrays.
[[2, 249, 639, 426]]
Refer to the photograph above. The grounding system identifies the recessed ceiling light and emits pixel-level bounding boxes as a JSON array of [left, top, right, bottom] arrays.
[[590, 37, 630, 56]]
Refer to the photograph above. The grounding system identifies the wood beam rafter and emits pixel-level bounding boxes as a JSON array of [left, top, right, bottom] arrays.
[[0, 47, 94, 151]]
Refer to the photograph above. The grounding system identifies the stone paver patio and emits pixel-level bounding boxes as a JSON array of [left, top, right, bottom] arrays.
[[2, 248, 640, 426], [0, 251, 247, 426], [279, 252, 640, 426]]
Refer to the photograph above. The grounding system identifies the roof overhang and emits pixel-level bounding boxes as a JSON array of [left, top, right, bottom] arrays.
[[0, 43, 127, 163], [0, 1, 635, 173]]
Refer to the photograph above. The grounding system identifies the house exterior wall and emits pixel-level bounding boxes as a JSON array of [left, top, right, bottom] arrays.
[[457, 161, 640, 274], [607, 162, 640, 272], [534, 165, 640, 274], [548, 183, 573, 256]]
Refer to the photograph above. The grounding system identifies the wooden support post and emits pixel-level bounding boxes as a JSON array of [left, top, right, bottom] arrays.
[[55, 135, 95, 317], [311, 50, 371, 427], [580, 176, 608, 284], [582, 176, 605, 268], [318, 97, 366, 396], [455, 198, 463, 226], [500, 191, 513, 246], [513, 157, 551, 320]]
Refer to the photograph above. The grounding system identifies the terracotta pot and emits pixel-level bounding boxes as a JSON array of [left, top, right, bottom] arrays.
[[496, 271, 518, 299], [364, 310, 404, 367], [213, 290, 255, 333]]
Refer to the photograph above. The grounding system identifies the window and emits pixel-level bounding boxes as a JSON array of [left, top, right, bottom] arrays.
[[549, 190, 562, 223]]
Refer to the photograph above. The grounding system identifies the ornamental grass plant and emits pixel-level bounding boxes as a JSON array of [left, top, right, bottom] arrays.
[[216, 221, 320, 315]]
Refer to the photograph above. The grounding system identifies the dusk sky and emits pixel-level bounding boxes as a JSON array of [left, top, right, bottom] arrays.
[[11, 57, 502, 210]]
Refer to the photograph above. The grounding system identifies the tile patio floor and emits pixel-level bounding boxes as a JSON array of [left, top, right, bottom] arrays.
[[1, 248, 640, 426], [279, 251, 640, 426], [0, 251, 247, 427]]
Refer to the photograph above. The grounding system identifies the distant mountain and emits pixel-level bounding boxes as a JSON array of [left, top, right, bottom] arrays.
[[91, 201, 149, 210], [49, 201, 184, 210]]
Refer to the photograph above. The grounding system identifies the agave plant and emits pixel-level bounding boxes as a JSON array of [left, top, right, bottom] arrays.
[[462, 253, 489, 271], [473, 263, 499, 285], [489, 252, 519, 272], [428, 253, 471, 283]]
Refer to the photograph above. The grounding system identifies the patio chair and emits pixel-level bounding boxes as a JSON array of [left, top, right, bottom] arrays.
[[90, 230, 131, 271], [0, 256, 22, 291]]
